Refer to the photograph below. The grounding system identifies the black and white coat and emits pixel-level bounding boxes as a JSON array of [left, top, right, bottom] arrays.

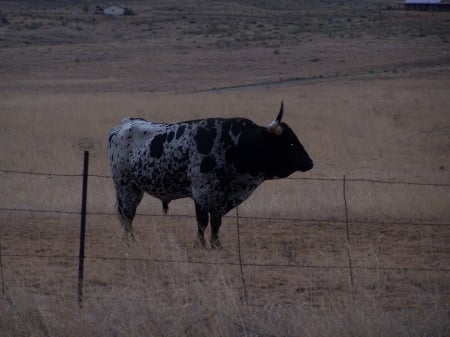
[[108, 102, 313, 248]]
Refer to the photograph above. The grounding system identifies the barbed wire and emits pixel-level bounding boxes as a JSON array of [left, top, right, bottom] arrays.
[[2, 168, 450, 187], [3, 253, 449, 273], [1, 206, 449, 227], [0, 207, 80, 215], [0, 169, 83, 178]]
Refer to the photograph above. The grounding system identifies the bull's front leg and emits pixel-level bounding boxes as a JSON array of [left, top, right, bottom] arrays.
[[194, 202, 208, 249], [210, 212, 222, 249]]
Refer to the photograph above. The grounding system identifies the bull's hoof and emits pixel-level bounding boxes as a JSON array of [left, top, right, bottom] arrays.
[[210, 238, 222, 249], [194, 236, 207, 249]]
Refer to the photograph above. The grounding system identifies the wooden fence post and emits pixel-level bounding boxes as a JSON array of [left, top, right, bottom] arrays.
[[77, 150, 89, 306]]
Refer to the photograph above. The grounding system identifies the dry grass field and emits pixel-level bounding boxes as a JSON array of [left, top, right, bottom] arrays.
[[1, 1, 449, 336]]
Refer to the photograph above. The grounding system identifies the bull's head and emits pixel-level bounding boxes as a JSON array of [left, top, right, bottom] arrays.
[[233, 101, 313, 178], [265, 101, 313, 176]]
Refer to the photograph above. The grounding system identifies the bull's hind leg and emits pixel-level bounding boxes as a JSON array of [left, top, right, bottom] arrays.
[[194, 202, 209, 249], [114, 180, 144, 238]]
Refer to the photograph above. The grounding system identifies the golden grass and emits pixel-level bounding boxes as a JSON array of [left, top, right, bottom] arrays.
[[1, 229, 448, 336]]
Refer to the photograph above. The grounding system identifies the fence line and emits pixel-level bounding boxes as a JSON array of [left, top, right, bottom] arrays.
[[1, 206, 449, 227], [2, 168, 450, 187], [0, 164, 449, 306], [3, 253, 450, 273], [0, 169, 83, 178], [0, 207, 81, 216]]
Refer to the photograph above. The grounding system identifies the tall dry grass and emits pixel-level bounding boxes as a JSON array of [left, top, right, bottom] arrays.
[[1, 231, 448, 337]]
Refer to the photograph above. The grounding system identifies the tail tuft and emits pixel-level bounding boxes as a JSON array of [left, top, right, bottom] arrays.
[[116, 202, 135, 238]]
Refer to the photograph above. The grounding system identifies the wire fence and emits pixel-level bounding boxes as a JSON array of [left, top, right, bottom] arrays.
[[1, 158, 450, 306], [2, 168, 449, 224]]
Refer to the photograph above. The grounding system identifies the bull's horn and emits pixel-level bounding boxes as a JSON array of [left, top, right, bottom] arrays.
[[267, 101, 284, 135]]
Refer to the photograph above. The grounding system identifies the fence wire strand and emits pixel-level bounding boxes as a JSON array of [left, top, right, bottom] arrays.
[[2, 253, 449, 272], [2, 168, 450, 187], [1, 207, 449, 227]]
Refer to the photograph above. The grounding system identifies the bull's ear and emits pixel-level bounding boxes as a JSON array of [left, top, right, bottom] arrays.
[[267, 101, 284, 135]]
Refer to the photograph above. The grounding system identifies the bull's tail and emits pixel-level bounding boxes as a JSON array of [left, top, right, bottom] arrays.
[[116, 201, 135, 240], [113, 182, 144, 241]]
